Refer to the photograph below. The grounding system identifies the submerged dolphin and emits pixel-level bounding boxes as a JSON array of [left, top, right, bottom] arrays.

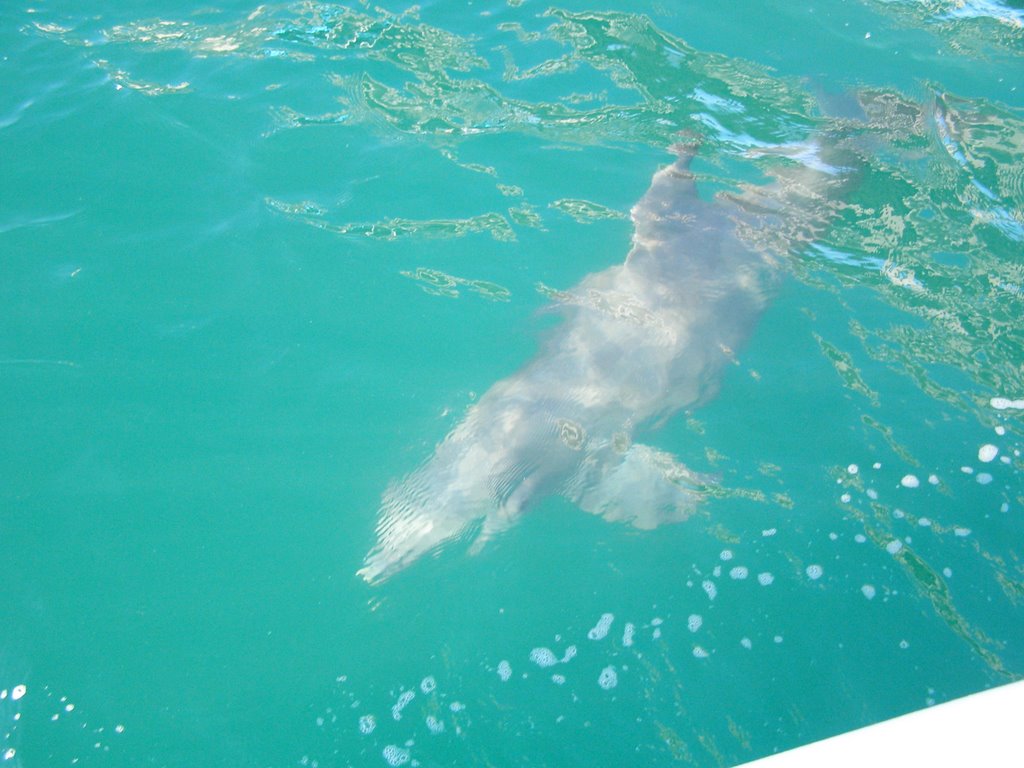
[[360, 141, 843, 583]]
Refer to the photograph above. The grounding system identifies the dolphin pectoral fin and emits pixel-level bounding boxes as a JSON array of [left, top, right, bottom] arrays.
[[468, 501, 526, 555], [574, 444, 710, 529], [468, 514, 507, 556], [468, 478, 534, 555]]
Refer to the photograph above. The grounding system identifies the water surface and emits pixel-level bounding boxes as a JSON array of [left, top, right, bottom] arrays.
[[1, 1, 1022, 765]]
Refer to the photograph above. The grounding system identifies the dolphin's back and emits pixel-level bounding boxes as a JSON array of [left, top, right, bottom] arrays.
[[360, 144, 834, 583]]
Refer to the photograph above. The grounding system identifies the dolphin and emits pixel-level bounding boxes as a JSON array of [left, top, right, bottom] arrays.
[[359, 141, 845, 584]]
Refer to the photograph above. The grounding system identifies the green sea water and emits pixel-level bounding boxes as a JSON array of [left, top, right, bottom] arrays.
[[1, 0, 1023, 765]]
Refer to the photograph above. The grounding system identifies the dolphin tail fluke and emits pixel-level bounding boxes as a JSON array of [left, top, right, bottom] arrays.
[[572, 443, 710, 529]]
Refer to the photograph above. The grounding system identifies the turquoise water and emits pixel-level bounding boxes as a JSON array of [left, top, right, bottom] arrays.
[[2, 0, 1022, 765]]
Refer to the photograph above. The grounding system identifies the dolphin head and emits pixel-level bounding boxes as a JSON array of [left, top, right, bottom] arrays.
[[357, 472, 479, 584], [358, 392, 590, 584]]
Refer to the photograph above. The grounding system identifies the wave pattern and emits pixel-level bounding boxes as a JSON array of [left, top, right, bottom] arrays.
[[25, 4, 1024, 762]]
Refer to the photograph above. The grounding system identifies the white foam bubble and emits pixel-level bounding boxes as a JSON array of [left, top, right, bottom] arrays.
[[840, 493, 852, 503], [861, 584, 876, 600], [358, 714, 377, 735], [551, 674, 566, 685], [943, 567, 953, 578], [886, 540, 903, 555], [419, 676, 436, 694], [3, 749, 15, 761], [529, 647, 558, 667], [692, 646, 709, 659], [497, 660, 512, 682], [961, 466, 974, 474], [729, 566, 748, 580], [702, 580, 717, 600], [854, 534, 867, 543], [11, 685, 26, 702], [928, 474, 939, 485], [758, 572, 774, 586], [977, 473, 993, 485], [597, 666, 618, 690], [622, 623, 635, 647], [425, 715, 444, 734], [720, 549, 733, 561], [954, 527, 971, 537], [449, 702, 465, 712], [806, 564, 823, 580], [382, 745, 410, 766], [651, 617, 663, 626], [866, 488, 878, 500], [979, 444, 998, 462], [873, 462, 882, 469], [900, 475, 920, 488], [762, 528, 777, 537], [995, 425, 1006, 436], [587, 613, 614, 640], [740, 638, 752, 649], [847, 464, 859, 475], [561, 645, 577, 663], [1002, 503, 1010, 513], [918, 517, 932, 527], [652, 627, 661, 639], [688, 614, 703, 632], [991, 397, 1024, 410]]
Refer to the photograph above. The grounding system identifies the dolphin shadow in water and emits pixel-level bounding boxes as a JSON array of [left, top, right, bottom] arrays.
[[360, 141, 849, 584]]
